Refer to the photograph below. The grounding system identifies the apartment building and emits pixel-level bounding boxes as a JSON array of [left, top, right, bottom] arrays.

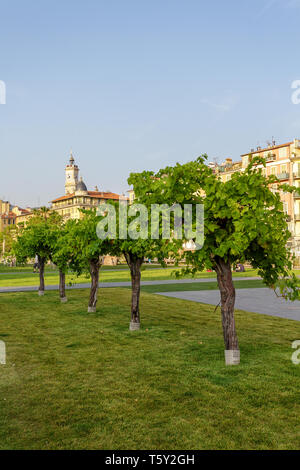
[[212, 139, 300, 256], [0, 198, 34, 232], [0, 199, 14, 232]]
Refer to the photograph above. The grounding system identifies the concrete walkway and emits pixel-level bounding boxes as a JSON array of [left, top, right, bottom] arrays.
[[157, 288, 300, 321], [0, 277, 260, 293]]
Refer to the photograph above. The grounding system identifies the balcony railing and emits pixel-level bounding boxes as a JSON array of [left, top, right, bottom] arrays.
[[293, 171, 300, 179], [277, 172, 289, 180], [295, 214, 300, 221], [265, 153, 276, 162]]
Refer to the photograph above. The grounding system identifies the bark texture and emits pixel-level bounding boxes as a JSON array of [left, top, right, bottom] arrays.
[[125, 253, 144, 328], [214, 257, 239, 351], [38, 256, 45, 294], [88, 258, 101, 312]]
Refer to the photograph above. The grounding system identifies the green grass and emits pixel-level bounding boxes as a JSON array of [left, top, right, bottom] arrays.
[[139, 279, 266, 293], [0, 263, 158, 273], [0, 288, 299, 449]]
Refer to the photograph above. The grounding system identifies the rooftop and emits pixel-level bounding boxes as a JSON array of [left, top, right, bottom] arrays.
[[51, 191, 127, 204]]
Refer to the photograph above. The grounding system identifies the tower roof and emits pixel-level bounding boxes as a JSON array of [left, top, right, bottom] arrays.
[[69, 151, 75, 165], [76, 176, 87, 192]]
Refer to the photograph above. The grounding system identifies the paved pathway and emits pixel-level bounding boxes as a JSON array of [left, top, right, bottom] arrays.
[[0, 277, 260, 293], [157, 288, 300, 321]]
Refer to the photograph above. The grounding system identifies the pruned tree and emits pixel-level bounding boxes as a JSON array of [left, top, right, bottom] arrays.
[[97, 197, 168, 330], [62, 210, 113, 312], [120, 237, 166, 331], [49, 221, 71, 302], [13, 209, 62, 296], [0, 225, 17, 261], [130, 156, 299, 364]]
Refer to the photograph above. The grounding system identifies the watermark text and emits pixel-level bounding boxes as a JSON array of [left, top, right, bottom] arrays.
[[0, 80, 6, 104], [0, 340, 6, 365], [96, 201, 204, 249]]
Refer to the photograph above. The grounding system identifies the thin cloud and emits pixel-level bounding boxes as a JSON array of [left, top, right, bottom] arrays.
[[257, 0, 277, 17], [200, 93, 239, 113], [286, 0, 300, 6], [200, 99, 231, 112], [258, 0, 300, 17]]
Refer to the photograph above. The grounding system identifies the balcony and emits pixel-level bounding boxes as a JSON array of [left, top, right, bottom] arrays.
[[293, 171, 300, 179], [265, 153, 276, 162], [294, 190, 300, 198], [277, 172, 290, 180], [295, 214, 300, 221]]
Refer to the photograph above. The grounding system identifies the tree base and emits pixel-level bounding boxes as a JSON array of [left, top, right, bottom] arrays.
[[225, 349, 240, 365], [129, 321, 140, 331], [38, 291, 44, 296], [88, 306, 96, 313], [60, 297, 68, 303]]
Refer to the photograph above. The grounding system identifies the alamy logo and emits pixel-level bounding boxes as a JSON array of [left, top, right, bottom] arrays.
[[0, 80, 6, 104], [291, 80, 300, 105], [0, 340, 6, 365], [96, 201, 204, 250], [291, 340, 300, 365]]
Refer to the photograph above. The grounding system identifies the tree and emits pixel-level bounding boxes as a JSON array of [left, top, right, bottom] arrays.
[[0, 225, 17, 261], [98, 197, 169, 330], [62, 210, 113, 312], [13, 209, 62, 296], [48, 220, 71, 302], [129, 156, 299, 364]]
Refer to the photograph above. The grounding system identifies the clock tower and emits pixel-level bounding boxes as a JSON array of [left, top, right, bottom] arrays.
[[65, 152, 79, 195]]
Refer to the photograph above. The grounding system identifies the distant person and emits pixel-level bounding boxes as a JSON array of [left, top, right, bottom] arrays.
[[235, 263, 245, 272]]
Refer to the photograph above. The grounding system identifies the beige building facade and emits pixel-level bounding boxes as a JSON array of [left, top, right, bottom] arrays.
[[50, 153, 127, 219], [212, 139, 300, 256]]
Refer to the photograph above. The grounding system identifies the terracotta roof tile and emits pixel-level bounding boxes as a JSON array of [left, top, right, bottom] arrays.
[[51, 191, 128, 203]]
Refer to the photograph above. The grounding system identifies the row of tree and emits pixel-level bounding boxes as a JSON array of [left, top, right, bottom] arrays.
[[12, 156, 299, 364]]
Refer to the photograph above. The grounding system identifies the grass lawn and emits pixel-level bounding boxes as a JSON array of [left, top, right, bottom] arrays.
[[0, 288, 299, 450], [0, 264, 299, 289], [139, 279, 266, 293]]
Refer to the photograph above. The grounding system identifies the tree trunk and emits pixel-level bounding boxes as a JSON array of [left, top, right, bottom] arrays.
[[88, 258, 101, 312], [38, 256, 45, 296], [125, 253, 144, 330], [59, 269, 67, 302], [214, 257, 240, 365]]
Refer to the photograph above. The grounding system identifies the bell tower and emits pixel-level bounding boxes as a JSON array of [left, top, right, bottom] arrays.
[[65, 151, 79, 195]]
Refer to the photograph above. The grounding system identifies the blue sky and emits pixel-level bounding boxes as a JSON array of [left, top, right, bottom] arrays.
[[1, 0, 300, 206]]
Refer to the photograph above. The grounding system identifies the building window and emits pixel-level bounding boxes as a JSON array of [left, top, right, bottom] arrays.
[[279, 147, 287, 158], [280, 164, 287, 173]]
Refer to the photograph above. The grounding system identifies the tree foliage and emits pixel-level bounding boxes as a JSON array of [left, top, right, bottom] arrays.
[[128, 155, 299, 362]]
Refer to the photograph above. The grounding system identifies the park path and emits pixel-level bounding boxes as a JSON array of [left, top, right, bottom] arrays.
[[0, 276, 260, 293], [157, 289, 300, 321]]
